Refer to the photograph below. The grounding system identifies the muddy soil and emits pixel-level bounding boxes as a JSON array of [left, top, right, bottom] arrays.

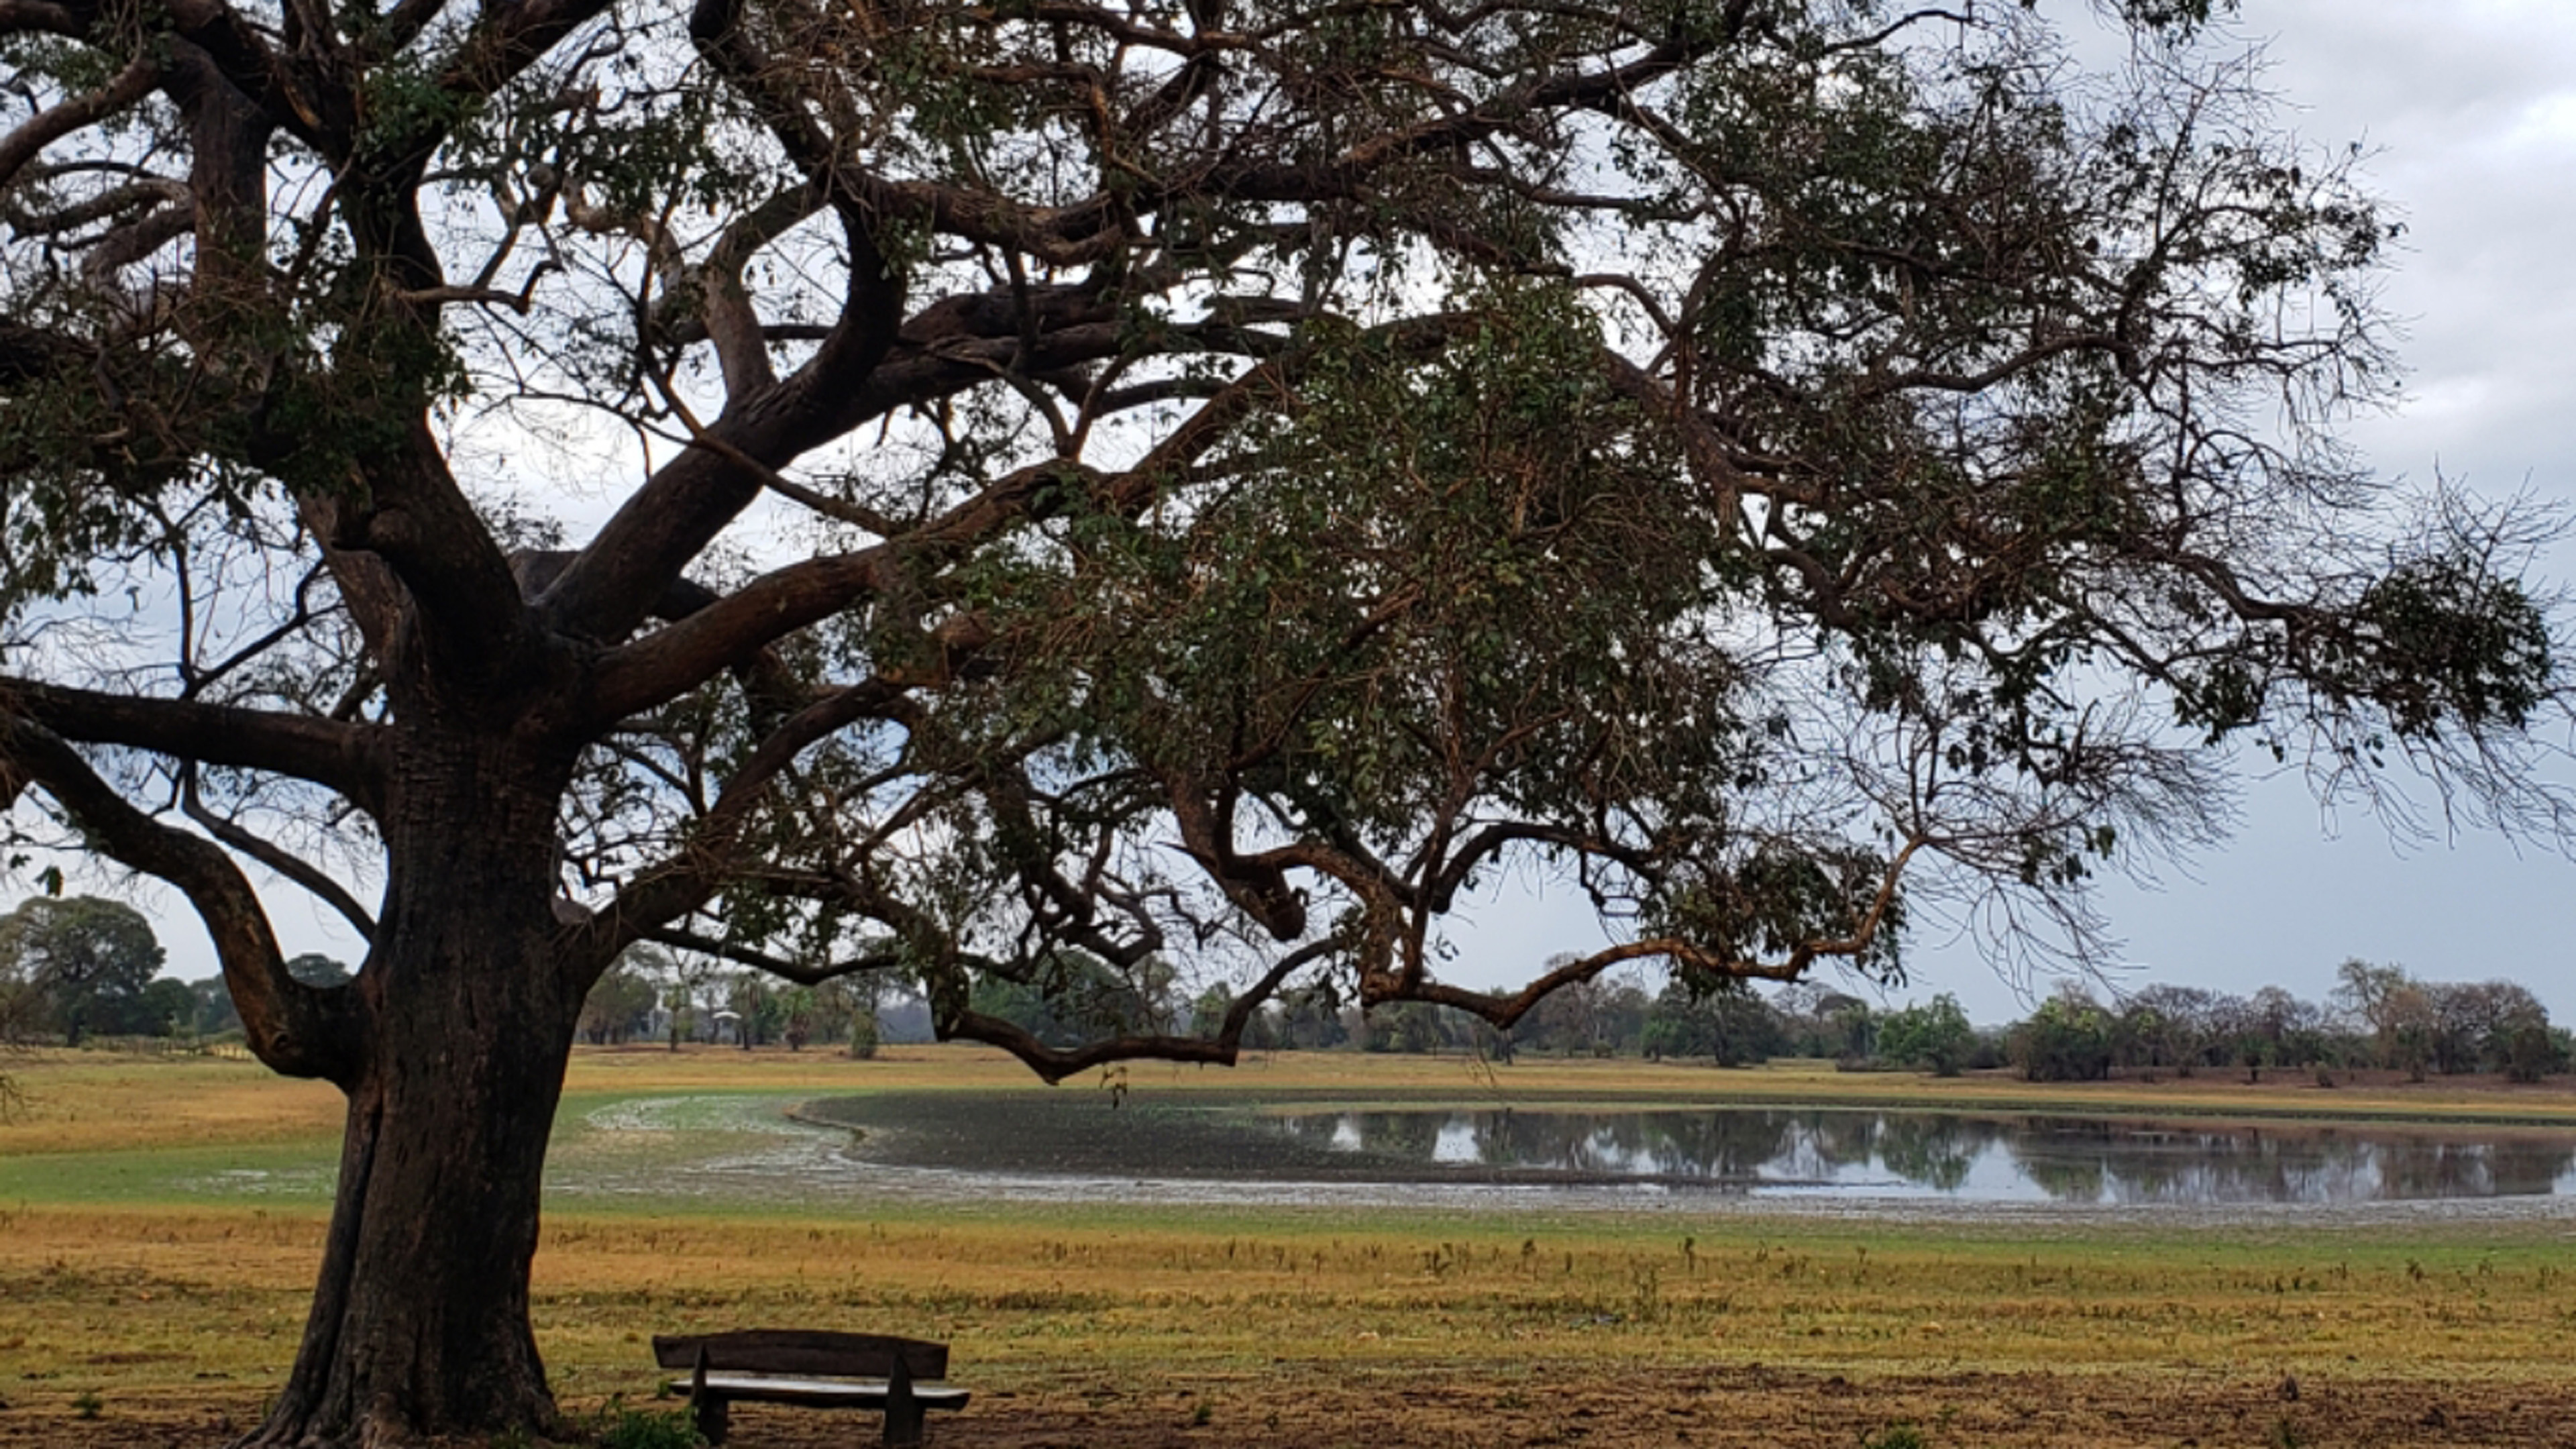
[[7, 1366, 2568, 1448]]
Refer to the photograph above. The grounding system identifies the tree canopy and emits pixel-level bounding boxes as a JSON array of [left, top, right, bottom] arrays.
[[0, 894, 171, 1041], [1, 0, 2570, 1440]]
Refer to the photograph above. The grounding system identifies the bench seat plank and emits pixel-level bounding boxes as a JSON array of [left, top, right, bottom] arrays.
[[697, 1373, 971, 1409]]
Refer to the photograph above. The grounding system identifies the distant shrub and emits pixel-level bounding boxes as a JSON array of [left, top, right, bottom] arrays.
[[1875, 995, 1976, 1076], [2500, 1022, 2565, 1084], [2009, 997, 2114, 1082]]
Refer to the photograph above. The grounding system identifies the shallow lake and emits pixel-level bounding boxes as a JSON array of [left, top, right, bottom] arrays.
[[1266, 1108, 2576, 1205], [788, 1091, 2576, 1212]]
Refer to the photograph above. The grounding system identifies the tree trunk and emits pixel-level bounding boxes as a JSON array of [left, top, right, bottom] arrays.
[[245, 743, 581, 1448]]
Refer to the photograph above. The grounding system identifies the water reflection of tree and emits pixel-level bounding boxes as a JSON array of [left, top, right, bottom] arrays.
[[1350, 1112, 1446, 1162], [1279, 1108, 2576, 1204], [2486, 1139, 2574, 1196], [1443, 1110, 1803, 1179], [1807, 1110, 1882, 1169], [2009, 1120, 2110, 1202], [1870, 1115, 1995, 1192], [2002, 1121, 2576, 1204], [1489, 1110, 1795, 1178], [2375, 1136, 2574, 1199], [1654, 1112, 1799, 1178], [1471, 1110, 1627, 1175], [1276, 1112, 1346, 1148]]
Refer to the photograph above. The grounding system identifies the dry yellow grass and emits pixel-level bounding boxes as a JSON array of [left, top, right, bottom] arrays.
[[4, 1195, 2567, 1395], [0, 1051, 343, 1155], [6, 1045, 2575, 1446]]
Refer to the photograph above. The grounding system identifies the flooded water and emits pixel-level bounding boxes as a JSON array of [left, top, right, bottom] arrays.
[[1271, 1107, 2576, 1205], [773, 1090, 2576, 1217]]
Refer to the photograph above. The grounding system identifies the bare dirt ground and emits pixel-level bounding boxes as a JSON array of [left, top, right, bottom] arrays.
[[6, 1366, 2572, 1448]]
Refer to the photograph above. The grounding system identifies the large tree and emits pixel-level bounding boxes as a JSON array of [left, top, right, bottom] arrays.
[[0, 0, 2567, 1440]]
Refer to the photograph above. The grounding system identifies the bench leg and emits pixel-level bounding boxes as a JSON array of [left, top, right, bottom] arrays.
[[692, 1391, 731, 1446], [883, 1354, 924, 1448], [688, 1345, 732, 1446]]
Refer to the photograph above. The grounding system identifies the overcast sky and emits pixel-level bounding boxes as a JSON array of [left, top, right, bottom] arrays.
[[1961, 0, 2576, 1022], [75, 0, 2576, 1027], [1444, 0, 2576, 1024]]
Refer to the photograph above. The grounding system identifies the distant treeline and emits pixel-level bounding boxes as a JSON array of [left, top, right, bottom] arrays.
[[0, 894, 354, 1044], [11, 894, 2568, 1084], [1014, 953, 2576, 1085], [1302, 960, 2575, 1084]]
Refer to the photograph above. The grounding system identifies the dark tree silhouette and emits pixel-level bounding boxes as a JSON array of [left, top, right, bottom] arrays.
[[1, 0, 2569, 1440]]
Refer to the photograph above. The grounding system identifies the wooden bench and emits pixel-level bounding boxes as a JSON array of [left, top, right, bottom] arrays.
[[651, 1330, 969, 1446]]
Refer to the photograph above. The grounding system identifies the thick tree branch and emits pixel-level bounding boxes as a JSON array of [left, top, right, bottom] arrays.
[[0, 52, 158, 196], [582, 551, 903, 725], [0, 678, 386, 812], [158, 0, 333, 154], [1390, 838, 1927, 1027], [330, 422, 551, 702], [1390, 939, 1794, 1030], [536, 0, 912, 647], [639, 925, 904, 984], [78, 202, 194, 278], [0, 0, 83, 35], [936, 936, 1340, 1084], [0, 716, 362, 1083]]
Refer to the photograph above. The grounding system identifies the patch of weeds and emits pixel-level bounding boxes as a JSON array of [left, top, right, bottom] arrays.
[[1629, 1264, 1664, 1323], [592, 1395, 706, 1449], [2268, 1417, 2306, 1449], [1191, 1399, 1214, 1426], [1861, 1423, 1926, 1449], [70, 1390, 103, 1420]]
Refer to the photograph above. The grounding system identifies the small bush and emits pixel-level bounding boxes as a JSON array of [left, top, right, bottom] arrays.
[[70, 1390, 103, 1421], [1862, 1424, 1927, 1449], [593, 1397, 705, 1449]]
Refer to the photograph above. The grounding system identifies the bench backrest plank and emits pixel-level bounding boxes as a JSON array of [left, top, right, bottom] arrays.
[[652, 1330, 948, 1381]]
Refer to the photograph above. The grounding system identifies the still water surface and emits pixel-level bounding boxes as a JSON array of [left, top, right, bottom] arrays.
[[1272, 1108, 2576, 1204]]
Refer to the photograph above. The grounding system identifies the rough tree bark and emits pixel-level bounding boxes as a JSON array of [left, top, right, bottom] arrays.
[[254, 745, 578, 1444]]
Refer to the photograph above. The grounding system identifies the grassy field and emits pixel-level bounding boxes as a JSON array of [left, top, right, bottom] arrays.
[[3, 1046, 2574, 1446]]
